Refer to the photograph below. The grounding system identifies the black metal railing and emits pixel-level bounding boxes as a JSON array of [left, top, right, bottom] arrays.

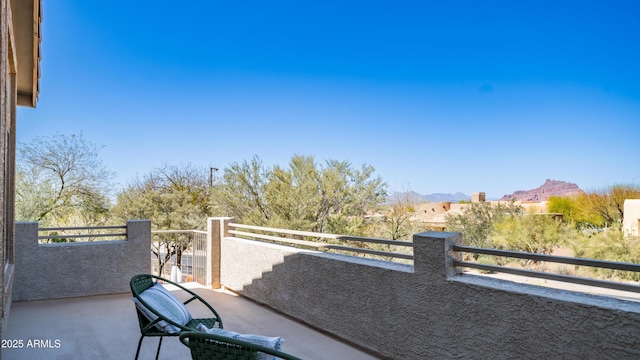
[[452, 245, 640, 294], [228, 223, 414, 262], [38, 225, 127, 243]]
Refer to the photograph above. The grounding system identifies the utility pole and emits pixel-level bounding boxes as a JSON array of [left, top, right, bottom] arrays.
[[209, 167, 219, 187]]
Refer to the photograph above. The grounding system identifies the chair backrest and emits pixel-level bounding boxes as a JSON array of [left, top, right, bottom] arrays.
[[130, 274, 224, 336], [131, 274, 164, 334], [130, 274, 156, 297], [180, 331, 303, 360]]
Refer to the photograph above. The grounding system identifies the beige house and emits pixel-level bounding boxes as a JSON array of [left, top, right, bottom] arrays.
[[1, 0, 42, 338], [623, 199, 640, 237]]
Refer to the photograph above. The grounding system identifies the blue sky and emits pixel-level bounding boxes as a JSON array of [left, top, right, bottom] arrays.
[[17, 0, 640, 199]]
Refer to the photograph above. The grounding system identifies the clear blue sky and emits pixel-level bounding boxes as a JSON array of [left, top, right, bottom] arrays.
[[17, 0, 640, 199]]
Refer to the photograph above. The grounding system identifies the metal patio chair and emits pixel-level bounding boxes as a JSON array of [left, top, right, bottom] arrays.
[[180, 331, 303, 360], [130, 274, 224, 360]]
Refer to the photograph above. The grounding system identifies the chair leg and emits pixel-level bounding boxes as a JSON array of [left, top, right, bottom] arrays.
[[135, 335, 144, 360], [155, 336, 163, 360]]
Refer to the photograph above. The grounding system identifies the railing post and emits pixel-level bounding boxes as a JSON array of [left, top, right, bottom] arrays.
[[126, 220, 152, 273], [412, 231, 462, 281], [207, 217, 233, 289]]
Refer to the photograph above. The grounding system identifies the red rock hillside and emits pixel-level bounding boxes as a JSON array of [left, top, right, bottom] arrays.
[[500, 179, 583, 202]]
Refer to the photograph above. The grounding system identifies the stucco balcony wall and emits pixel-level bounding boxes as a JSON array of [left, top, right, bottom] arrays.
[[220, 231, 640, 359], [13, 220, 151, 301]]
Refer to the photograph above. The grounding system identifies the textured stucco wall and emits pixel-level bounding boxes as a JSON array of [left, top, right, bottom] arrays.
[[221, 232, 640, 359], [14, 220, 151, 301]]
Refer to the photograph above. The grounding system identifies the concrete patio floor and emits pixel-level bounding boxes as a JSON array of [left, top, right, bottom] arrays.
[[2, 283, 380, 360]]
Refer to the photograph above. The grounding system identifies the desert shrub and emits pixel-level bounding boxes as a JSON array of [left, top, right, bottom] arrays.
[[490, 212, 574, 255], [445, 202, 522, 248], [569, 228, 640, 281]]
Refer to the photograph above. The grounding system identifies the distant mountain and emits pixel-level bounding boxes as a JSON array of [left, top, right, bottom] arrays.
[[500, 179, 583, 202], [388, 191, 471, 203], [427, 192, 471, 202], [388, 180, 583, 204]]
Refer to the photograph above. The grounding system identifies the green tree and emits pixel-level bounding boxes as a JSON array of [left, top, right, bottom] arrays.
[[576, 184, 640, 228], [580, 185, 640, 228], [16, 133, 114, 226], [210, 154, 387, 235], [111, 163, 211, 273], [112, 163, 210, 230], [547, 196, 579, 221], [445, 202, 522, 248], [265, 156, 321, 231], [209, 156, 270, 226]]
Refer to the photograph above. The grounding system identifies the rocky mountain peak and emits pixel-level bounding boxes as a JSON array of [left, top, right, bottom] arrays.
[[500, 179, 583, 202]]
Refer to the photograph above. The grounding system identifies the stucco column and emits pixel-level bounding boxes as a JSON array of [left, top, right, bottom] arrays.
[[126, 220, 151, 243], [412, 231, 462, 282], [14, 222, 39, 276], [13, 222, 39, 301], [207, 217, 233, 289], [126, 220, 151, 272]]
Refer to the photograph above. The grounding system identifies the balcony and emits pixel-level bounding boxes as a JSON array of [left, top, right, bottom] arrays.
[[6, 218, 640, 359], [2, 283, 375, 359]]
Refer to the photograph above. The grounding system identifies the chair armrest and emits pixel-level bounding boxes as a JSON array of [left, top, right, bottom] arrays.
[[179, 331, 303, 360]]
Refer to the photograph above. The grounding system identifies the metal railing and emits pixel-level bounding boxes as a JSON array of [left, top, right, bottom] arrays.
[[452, 245, 640, 294], [38, 225, 127, 243], [151, 230, 208, 284], [228, 223, 414, 262], [147, 220, 640, 296]]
